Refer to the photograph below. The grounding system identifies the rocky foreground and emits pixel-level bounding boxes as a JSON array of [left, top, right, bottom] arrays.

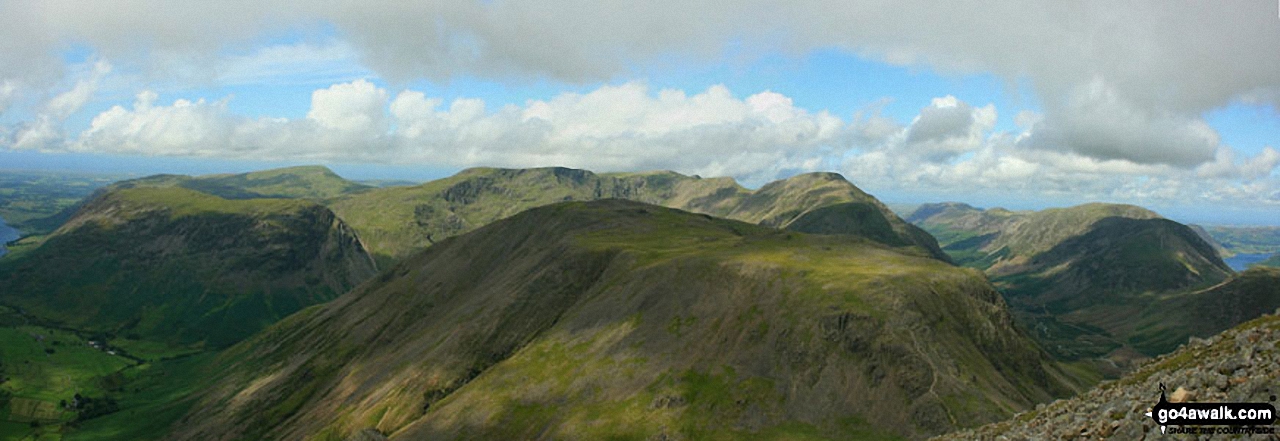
[[939, 312, 1280, 440]]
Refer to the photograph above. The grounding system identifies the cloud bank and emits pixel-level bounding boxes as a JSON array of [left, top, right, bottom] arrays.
[[7, 77, 1276, 209], [1, 1, 1277, 168]]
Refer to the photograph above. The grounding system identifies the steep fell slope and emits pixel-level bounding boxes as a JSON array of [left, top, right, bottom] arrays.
[[331, 167, 946, 265], [909, 203, 1235, 363], [0, 187, 376, 347], [909, 202, 1160, 273], [170, 200, 1076, 441], [1001, 217, 1232, 313], [1122, 267, 1280, 355]]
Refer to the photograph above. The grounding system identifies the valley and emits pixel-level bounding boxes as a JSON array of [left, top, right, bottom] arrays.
[[908, 203, 1280, 373]]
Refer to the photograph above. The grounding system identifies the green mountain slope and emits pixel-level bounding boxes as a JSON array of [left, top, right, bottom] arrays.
[[909, 202, 1160, 273], [1186, 223, 1231, 258], [1123, 267, 1280, 355], [331, 167, 947, 266], [1001, 217, 1232, 313], [169, 200, 1076, 441], [111, 165, 371, 201], [910, 203, 1237, 365], [0, 187, 377, 347]]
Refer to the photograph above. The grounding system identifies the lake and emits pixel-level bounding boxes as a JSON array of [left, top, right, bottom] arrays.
[[1224, 253, 1273, 271], [0, 216, 18, 257]]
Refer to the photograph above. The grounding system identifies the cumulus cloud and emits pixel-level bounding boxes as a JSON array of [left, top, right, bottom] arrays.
[[35, 81, 843, 183], [5, 78, 1277, 208], [901, 96, 995, 162], [1017, 79, 1221, 167], [840, 95, 1280, 208], [306, 79, 388, 134]]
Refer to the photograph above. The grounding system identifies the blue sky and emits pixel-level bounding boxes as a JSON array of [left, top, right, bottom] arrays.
[[0, 1, 1278, 225]]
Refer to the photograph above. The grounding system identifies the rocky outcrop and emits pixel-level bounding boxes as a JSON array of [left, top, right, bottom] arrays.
[[940, 312, 1280, 440]]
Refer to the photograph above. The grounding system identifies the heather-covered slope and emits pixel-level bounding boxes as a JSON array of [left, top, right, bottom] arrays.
[[330, 167, 947, 265], [170, 200, 1076, 441], [0, 187, 377, 347]]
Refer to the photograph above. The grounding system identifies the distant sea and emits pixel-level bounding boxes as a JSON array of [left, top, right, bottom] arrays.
[[1224, 253, 1272, 271], [0, 216, 18, 257]]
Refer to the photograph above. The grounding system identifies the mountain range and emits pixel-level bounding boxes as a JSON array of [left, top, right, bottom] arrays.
[[327, 167, 948, 266], [1, 165, 1277, 440]]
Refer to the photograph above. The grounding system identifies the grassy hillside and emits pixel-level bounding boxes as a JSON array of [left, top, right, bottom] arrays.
[[1122, 267, 1280, 355], [909, 202, 1160, 273], [1186, 223, 1231, 258], [0, 187, 377, 348], [1000, 217, 1232, 313], [910, 203, 1238, 370], [169, 200, 1078, 441], [110, 165, 371, 201], [330, 167, 947, 266]]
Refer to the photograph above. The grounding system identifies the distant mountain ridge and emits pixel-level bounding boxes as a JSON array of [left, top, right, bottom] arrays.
[[909, 202, 1162, 274], [907, 202, 1274, 366], [169, 199, 1077, 440], [0, 186, 377, 347], [109, 165, 372, 200], [330, 166, 948, 265]]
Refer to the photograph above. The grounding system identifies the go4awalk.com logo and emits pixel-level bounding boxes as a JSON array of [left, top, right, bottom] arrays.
[[1146, 383, 1277, 435]]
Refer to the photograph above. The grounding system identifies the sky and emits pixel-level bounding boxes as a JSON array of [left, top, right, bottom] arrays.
[[0, 1, 1279, 225]]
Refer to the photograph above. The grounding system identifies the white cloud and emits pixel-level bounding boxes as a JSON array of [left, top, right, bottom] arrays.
[[1, 1, 1277, 170], [36, 81, 846, 184], [6, 79, 1278, 209], [44, 60, 111, 120], [840, 97, 1280, 208], [76, 91, 237, 156], [901, 96, 995, 162], [1018, 78, 1221, 167], [7, 61, 112, 151], [306, 79, 388, 134]]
